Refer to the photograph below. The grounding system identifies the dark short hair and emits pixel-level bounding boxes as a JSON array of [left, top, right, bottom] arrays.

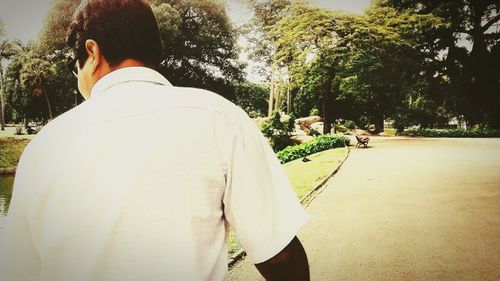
[[66, 0, 162, 69]]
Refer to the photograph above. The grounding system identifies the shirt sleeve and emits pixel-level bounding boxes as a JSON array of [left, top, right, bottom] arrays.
[[220, 109, 310, 264]]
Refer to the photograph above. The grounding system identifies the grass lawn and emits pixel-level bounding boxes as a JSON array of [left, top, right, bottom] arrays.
[[284, 148, 347, 198], [0, 138, 31, 170], [228, 147, 348, 258]]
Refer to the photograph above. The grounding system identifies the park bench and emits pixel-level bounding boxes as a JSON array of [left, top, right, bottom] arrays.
[[355, 135, 370, 148]]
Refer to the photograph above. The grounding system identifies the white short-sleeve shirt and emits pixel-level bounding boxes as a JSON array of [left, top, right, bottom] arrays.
[[0, 67, 309, 281]]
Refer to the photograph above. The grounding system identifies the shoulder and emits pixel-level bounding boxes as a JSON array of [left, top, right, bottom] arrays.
[[34, 105, 87, 140], [168, 86, 250, 124], [22, 104, 87, 160]]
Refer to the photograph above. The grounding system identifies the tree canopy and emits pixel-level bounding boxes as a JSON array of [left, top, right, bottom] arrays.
[[383, 0, 500, 128], [269, 2, 445, 132], [151, 0, 244, 99]]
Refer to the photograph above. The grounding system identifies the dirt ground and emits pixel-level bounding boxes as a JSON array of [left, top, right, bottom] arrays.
[[227, 137, 500, 281]]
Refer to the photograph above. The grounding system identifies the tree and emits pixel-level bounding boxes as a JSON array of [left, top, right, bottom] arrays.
[[384, 0, 500, 128], [151, 0, 244, 100], [338, 2, 445, 131], [3, 41, 77, 126], [38, 0, 81, 53], [271, 1, 447, 133], [233, 82, 269, 117], [242, 0, 291, 76], [4, 44, 37, 126], [0, 19, 22, 130], [260, 111, 294, 152], [19, 53, 55, 121], [272, 3, 384, 133], [270, 4, 334, 133], [242, 0, 291, 116]]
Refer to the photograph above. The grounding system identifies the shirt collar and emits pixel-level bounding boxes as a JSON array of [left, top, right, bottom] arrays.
[[90, 66, 172, 98]]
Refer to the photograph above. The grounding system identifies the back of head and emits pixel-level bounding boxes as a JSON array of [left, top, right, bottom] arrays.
[[66, 0, 162, 69]]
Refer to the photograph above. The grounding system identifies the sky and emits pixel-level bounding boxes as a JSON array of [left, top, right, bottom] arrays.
[[0, 0, 371, 42]]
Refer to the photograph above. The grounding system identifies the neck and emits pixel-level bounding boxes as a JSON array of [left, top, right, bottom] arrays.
[[94, 58, 146, 83], [109, 59, 146, 71]]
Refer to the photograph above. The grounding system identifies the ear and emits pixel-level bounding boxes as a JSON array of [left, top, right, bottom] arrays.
[[84, 39, 102, 74]]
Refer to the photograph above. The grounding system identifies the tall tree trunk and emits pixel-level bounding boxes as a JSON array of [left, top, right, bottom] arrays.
[[468, 1, 495, 126], [44, 91, 53, 121], [322, 68, 337, 135], [375, 112, 385, 133], [0, 70, 5, 130], [322, 97, 331, 135], [268, 64, 275, 117], [274, 67, 283, 112], [286, 79, 291, 115], [322, 83, 332, 135]]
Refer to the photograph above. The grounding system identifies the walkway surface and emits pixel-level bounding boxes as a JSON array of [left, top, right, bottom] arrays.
[[228, 137, 500, 281]]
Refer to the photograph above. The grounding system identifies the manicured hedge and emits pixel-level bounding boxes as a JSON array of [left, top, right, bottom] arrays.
[[276, 135, 350, 164], [398, 128, 500, 138]]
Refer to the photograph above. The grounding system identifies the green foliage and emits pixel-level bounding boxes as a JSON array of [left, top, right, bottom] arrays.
[[150, 2, 182, 47], [4, 42, 78, 124], [335, 4, 446, 131], [392, 109, 411, 133], [384, 0, 500, 128], [260, 111, 294, 152], [343, 120, 356, 130], [309, 107, 319, 116], [398, 128, 500, 138], [242, 0, 291, 78], [152, 0, 244, 99], [276, 134, 350, 164], [334, 124, 348, 133], [271, 3, 359, 133], [38, 0, 80, 53], [269, 2, 446, 134], [233, 82, 268, 117], [392, 96, 452, 132]]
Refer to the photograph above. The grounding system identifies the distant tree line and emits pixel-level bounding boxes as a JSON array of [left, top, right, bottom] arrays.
[[0, 0, 499, 133]]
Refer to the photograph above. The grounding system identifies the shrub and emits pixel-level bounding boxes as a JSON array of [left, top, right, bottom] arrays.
[[260, 112, 295, 152], [276, 134, 350, 164], [234, 82, 268, 117], [398, 128, 500, 138], [334, 124, 348, 133], [309, 107, 320, 116], [343, 120, 356, 130]]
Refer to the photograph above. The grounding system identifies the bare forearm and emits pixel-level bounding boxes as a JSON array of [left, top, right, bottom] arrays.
[[255, 236, 310, 281]]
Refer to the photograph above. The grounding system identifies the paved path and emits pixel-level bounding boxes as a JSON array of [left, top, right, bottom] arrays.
[[228, 137, 500, 280]]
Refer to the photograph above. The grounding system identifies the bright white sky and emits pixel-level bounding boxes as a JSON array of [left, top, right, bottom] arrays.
[[0, 0, 371, 42]]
